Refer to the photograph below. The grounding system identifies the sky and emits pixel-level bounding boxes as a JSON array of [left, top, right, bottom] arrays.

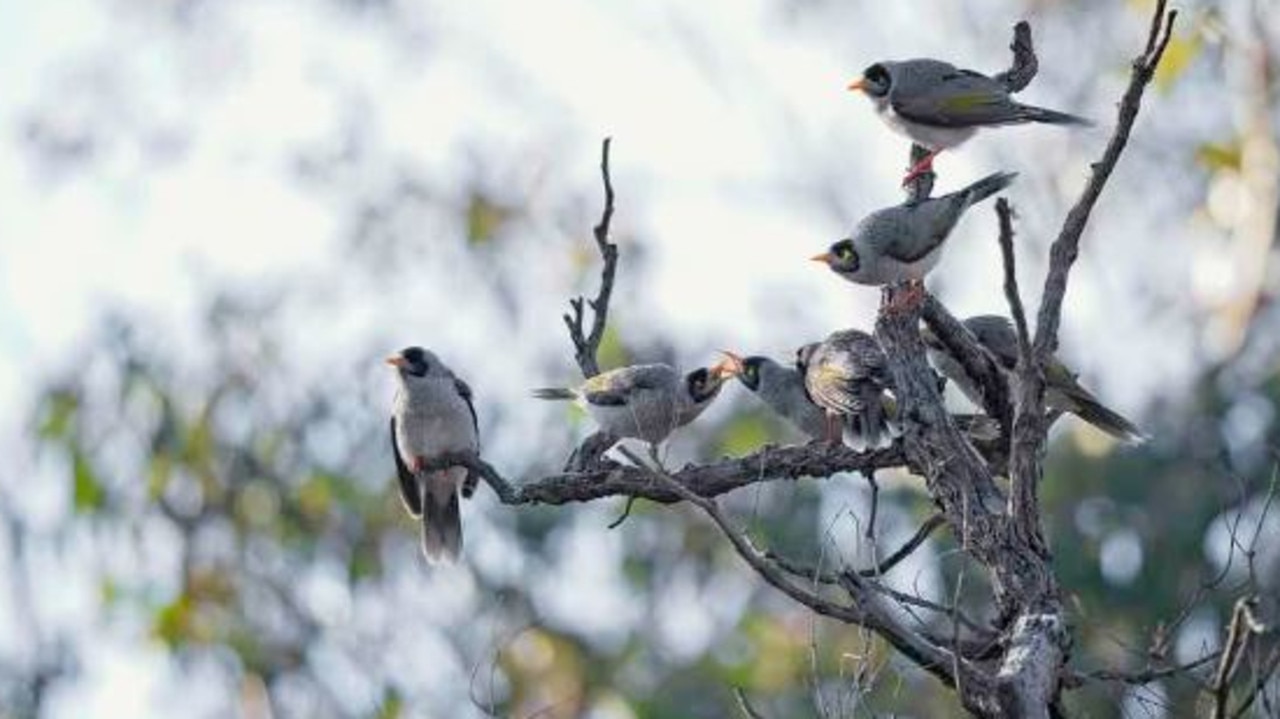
[[0, 0, 1249, 715]]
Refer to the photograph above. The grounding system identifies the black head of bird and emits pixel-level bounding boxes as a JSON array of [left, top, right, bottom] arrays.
[[848, 63, 892, 97], [811, 239, 860, 275], [685, 366, 729, 404], [386, 346, 436, 377]]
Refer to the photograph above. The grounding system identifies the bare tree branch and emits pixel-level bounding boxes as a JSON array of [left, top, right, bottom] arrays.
[[618, 446, 980, 694], [424, 442, 907, 506], [1229, 643, 1280, 719], [733, 688, 768, 719], [859, 512, 947, 578], [1213, 597, 1266, 719], [995, 21, 1038, 93], [1031, 0, 1178, 362], [563, 137, 619, 378], [1066, 650, 1219, 688], [995, 199, 1031, 363]]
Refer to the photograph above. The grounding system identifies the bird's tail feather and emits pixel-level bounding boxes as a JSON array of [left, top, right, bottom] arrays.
[[1017, 104, 1093, 127], [420, 473, 463, 564], [1061, 386, 1147, 445], [532, 387, 577, 401], [961, 171, 1019, 207]]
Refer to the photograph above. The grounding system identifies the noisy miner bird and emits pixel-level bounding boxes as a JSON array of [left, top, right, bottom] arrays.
[[717, 351, 830, 441], [533, 360, 733, 451], [795, 330, 895, 449], [812, 171, 1016, 306], [921, 315, 1146, 444], [387, 346, 480, 564], [847, 59, 1091, 183]]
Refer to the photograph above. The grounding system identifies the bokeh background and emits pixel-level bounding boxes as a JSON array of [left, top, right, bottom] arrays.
[[1, 0, 1278, 716]]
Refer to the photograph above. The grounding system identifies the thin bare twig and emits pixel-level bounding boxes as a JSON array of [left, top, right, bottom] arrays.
[[858, 513, 947, 578], [1031, 0, 1178, 361], [563, 137, 619, 378], [1230, 644, 1280, 719], [733, 688, 767, 719], [606, 495, 638, 529], [1066, 650, 1219, 688], [1213, 597, 1266, 719], [995, 199, 1032, 363], [616, 446, 974, 691]]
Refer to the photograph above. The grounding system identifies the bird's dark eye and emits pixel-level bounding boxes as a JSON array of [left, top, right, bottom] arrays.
[[836, 243, 855, 261], [745, 364, 758, 380]]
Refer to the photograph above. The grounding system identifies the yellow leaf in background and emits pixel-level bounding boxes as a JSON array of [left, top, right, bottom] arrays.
[[1154, 34, 1201, 91], [465, 193, 513, 246], [717, 413, 771, 457], [1195, 141, 1243, 173]]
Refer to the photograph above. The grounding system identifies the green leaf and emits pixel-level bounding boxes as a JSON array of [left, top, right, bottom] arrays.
[[37, 391, 77, 440], [72, 451, 105, 512], [153, 594, 193, 647]]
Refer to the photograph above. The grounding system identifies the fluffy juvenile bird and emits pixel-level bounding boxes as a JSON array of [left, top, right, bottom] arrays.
[[533, 361, 732, 447], [921, 315, 1146, 444], [847, 59, 1090, 183], [717, 351, 830, 440], [812, 172, 1016, 297], [387, 346, 480, 564], [795, 330, 895, 448]]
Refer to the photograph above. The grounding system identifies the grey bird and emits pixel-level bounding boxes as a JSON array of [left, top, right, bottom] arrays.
[[387, 346, 480, 564], [812, 172, 1016, 299], [921, 315, 1146, 444], [533, 360, 733, 447], [794, 330, 895, 449], [717, 351, 830, 440], [848, 59, 1091, 183]]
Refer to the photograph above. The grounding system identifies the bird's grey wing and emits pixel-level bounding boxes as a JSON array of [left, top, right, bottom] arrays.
[[454, 377, 480, 441], [452, 378, 482, 498], [862, 203, 957, 264], [390, 416, 422, 516], [892, 69, 1027, 128], [581, 365, 671, 407], [965, 315, 1019, 369]]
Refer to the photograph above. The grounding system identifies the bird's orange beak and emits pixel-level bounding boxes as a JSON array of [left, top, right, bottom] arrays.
[[810, 252, 834, 264], [847, 77, 867, 92], [385, 355, 408, 368], [714, 350, 745, 378]]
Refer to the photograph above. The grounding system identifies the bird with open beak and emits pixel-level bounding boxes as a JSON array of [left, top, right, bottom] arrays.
[[387, 346, 479, 565], [847, 58, 1090, 184], [533, 359, 736, 450], [716, 350, 831, 441]]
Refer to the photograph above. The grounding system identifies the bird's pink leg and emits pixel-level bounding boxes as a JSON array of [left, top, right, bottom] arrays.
[[884, 280, 927, 314], [901, 149, 940, 186]]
